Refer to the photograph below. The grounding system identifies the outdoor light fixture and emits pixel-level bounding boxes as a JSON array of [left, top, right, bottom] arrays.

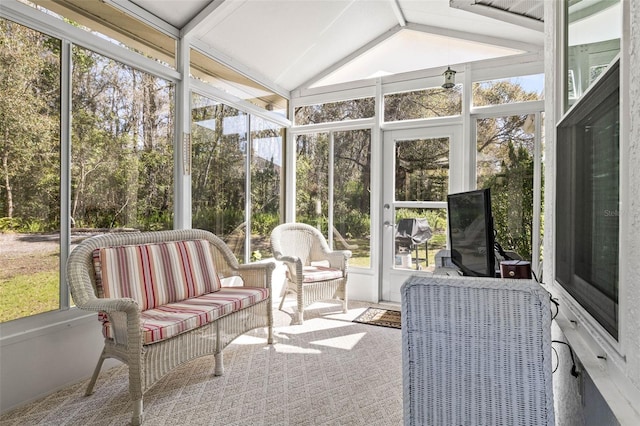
[[442, 66, 456, 89]]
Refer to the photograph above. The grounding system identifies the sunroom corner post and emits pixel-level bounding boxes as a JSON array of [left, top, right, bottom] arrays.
[[175, 35, 192, 230]]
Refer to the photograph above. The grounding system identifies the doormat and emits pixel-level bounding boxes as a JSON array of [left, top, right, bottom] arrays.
[[353, 307, 401, 329]]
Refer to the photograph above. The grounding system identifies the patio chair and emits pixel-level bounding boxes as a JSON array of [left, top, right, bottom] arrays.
[[270, 223, 351, 324], [401, 275, 554, 426]]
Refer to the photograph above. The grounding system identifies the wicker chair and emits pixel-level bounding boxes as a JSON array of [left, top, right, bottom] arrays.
[[401, 275, 555, 426], [270, 223, 351, 324]]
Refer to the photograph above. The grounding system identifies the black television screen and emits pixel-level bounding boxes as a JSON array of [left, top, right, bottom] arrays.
[[447, 189, 496, 277]]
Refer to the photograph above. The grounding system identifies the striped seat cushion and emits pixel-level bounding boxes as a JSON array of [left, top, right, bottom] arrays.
[[101, 287, 269, 344], [93, 240, 221, 311], [296, 265, 344, 283]]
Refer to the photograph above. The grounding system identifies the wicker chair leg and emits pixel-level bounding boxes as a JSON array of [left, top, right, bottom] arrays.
[[85, 348, 107, 396], [131, 398, 143, 426], [296, 310, 304, 325], [214, 351, 224, 376], [278, 291, 287, 311], [342, 298, 348, 314]]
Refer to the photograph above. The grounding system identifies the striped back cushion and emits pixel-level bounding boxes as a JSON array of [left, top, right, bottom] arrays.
[[93, 240, 221, 311]]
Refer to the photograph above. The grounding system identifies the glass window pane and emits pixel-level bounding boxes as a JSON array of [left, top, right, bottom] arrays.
[[296, 133, 329, 231], [473, 74, 544, 107], [566, 0, 621, 109], [384, 86, 462, 122], [394, 208, 447, 272], [71, 46, 174, 235], [334, 130, 371, 268], [0, 20, 61, 322], [556, 65, 619, 337], [477, 115, 535, 260], [395, 138, 449, 202], [191, 95, 247, 262], [250, 116, 284, 260], [294, 98, 374, 125]]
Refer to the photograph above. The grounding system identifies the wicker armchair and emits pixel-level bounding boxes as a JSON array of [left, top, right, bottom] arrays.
[[401, 275, 554, 426], [270, 223, 351, 324]]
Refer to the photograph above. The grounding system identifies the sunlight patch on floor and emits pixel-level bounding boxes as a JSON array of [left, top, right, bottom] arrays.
[[276, 317, 359, 335], [310, 332, 367, 351], [271, 343, 322, 354], [231, 334, 268, 345]]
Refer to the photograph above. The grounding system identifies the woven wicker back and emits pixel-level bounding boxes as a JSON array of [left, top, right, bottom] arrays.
[[270, 223, 329, 266], [67, 229, 237, 308], [401, 275, 554, 426]]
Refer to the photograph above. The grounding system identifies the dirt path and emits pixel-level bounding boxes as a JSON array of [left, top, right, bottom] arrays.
[[0, 232, 100, 255], [0, 232, 99, 279]]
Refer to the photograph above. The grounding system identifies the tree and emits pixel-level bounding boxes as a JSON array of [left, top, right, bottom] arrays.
[[0, 20, 59, 227], [474, 82, 540, 260]]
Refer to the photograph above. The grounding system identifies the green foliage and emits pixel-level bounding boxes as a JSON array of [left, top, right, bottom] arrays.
[[192, 207, 244, 236], [251, 212, 279, 236], [0, 217, 22, 231], [23, 220, 45, 233], [396, 208, 447, 232], [395, 137, 450, 202], [295, 98, 375, 125], [335, 212, 370, 237], [385, 86, 462, 121], [480, 143, 534, 260]]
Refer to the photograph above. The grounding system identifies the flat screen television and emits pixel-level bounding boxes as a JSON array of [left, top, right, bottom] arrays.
[[447, 188, 496, 277]]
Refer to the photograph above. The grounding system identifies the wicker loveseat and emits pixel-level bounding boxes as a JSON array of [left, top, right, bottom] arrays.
[[66, 229, 275, 425]]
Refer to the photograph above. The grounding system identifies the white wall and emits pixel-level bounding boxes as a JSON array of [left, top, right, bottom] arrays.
[[623, 0, 640, 392], [544, 1, 640, 424], [0, 313, 119, 413]]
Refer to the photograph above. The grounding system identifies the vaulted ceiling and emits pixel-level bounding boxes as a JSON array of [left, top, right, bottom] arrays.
[[119, 0, 544, 93]]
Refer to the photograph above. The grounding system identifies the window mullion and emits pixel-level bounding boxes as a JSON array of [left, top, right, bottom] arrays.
[[328, 132, 335, 248], [245, 114, 252, 262], [59, 39, 72, 309]]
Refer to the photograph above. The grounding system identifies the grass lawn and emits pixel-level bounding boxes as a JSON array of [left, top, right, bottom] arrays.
[[0, 271, 59, 322], [0, 247, 60, 323]]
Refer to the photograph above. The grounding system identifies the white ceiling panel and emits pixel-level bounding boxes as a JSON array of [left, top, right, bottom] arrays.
[[195, 0, 399, 90], [124, 0, 544, 93], [312, 28, 525, 87]]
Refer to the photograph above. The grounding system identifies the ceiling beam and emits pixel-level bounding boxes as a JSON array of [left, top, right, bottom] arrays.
[[406, 22, 542, 52], [390, 0, 406, 26], [181, 0, 229, 37]]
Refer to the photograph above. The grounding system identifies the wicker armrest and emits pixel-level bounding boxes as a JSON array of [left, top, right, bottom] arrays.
[[326, 250, 351, 269], [80, 297, 142, 345], [76, 297, 139, 315], [276, 255, 299, 264], [274, 255, 301, 279], [234, 262, 276, 289]]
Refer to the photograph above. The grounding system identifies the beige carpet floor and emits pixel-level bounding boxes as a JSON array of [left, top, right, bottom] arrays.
[[0, 300, 403, 426]]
